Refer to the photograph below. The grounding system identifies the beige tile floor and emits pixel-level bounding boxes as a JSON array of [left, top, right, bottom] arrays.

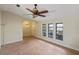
[[0, 37, 79, 55]]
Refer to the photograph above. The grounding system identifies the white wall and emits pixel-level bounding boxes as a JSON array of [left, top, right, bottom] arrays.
[[35, 17, 79, 51], [31, 21, 38, 36], [64, 17, 79, 50], [1, 11, 23, 45]]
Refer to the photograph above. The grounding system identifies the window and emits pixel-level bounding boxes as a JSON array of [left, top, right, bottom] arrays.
[[48, 23, 54, 38], [42, 24, 46, 36], [56, 23, 63, 41]]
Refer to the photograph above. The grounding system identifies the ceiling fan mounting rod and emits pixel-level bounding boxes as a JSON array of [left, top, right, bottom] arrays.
[[34, 4, 37, 9], [34, 4, 37, 6]]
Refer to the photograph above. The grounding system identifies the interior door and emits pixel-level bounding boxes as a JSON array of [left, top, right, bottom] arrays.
[[1, 24, 5, 46]]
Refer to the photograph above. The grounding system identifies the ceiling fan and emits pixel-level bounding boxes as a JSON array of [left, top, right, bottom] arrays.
[[26, 4, 48, 18], [16, 4, 55, 18]]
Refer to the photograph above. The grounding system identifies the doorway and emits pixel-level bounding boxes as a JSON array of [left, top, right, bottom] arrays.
[[22, 21, 37, 39]]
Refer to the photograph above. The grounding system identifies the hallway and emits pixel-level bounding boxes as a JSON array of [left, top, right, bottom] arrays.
[[0, 37, 79, 55]]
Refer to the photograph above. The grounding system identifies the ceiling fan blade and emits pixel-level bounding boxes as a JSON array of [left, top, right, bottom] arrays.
[[38, 10, 48, 14], [26, 8, 33, 13], [38, 14, 46, 17]]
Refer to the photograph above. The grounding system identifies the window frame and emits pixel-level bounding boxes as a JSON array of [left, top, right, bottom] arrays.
[[56, 23, 63, 41], [48, 23, 54, 38], [42, 24, 47, 36]]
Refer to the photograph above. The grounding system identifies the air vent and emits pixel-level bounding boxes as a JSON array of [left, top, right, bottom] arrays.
[[16, 4, 20, 7]]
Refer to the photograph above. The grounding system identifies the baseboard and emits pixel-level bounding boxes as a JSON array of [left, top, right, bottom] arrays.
[[1, 39, 23, 46], [35, 36, 79, 52], [23, 35, 34, 38]]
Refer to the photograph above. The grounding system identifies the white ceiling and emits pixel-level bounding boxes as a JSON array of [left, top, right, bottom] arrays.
[[0, 4, 79, 20]]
